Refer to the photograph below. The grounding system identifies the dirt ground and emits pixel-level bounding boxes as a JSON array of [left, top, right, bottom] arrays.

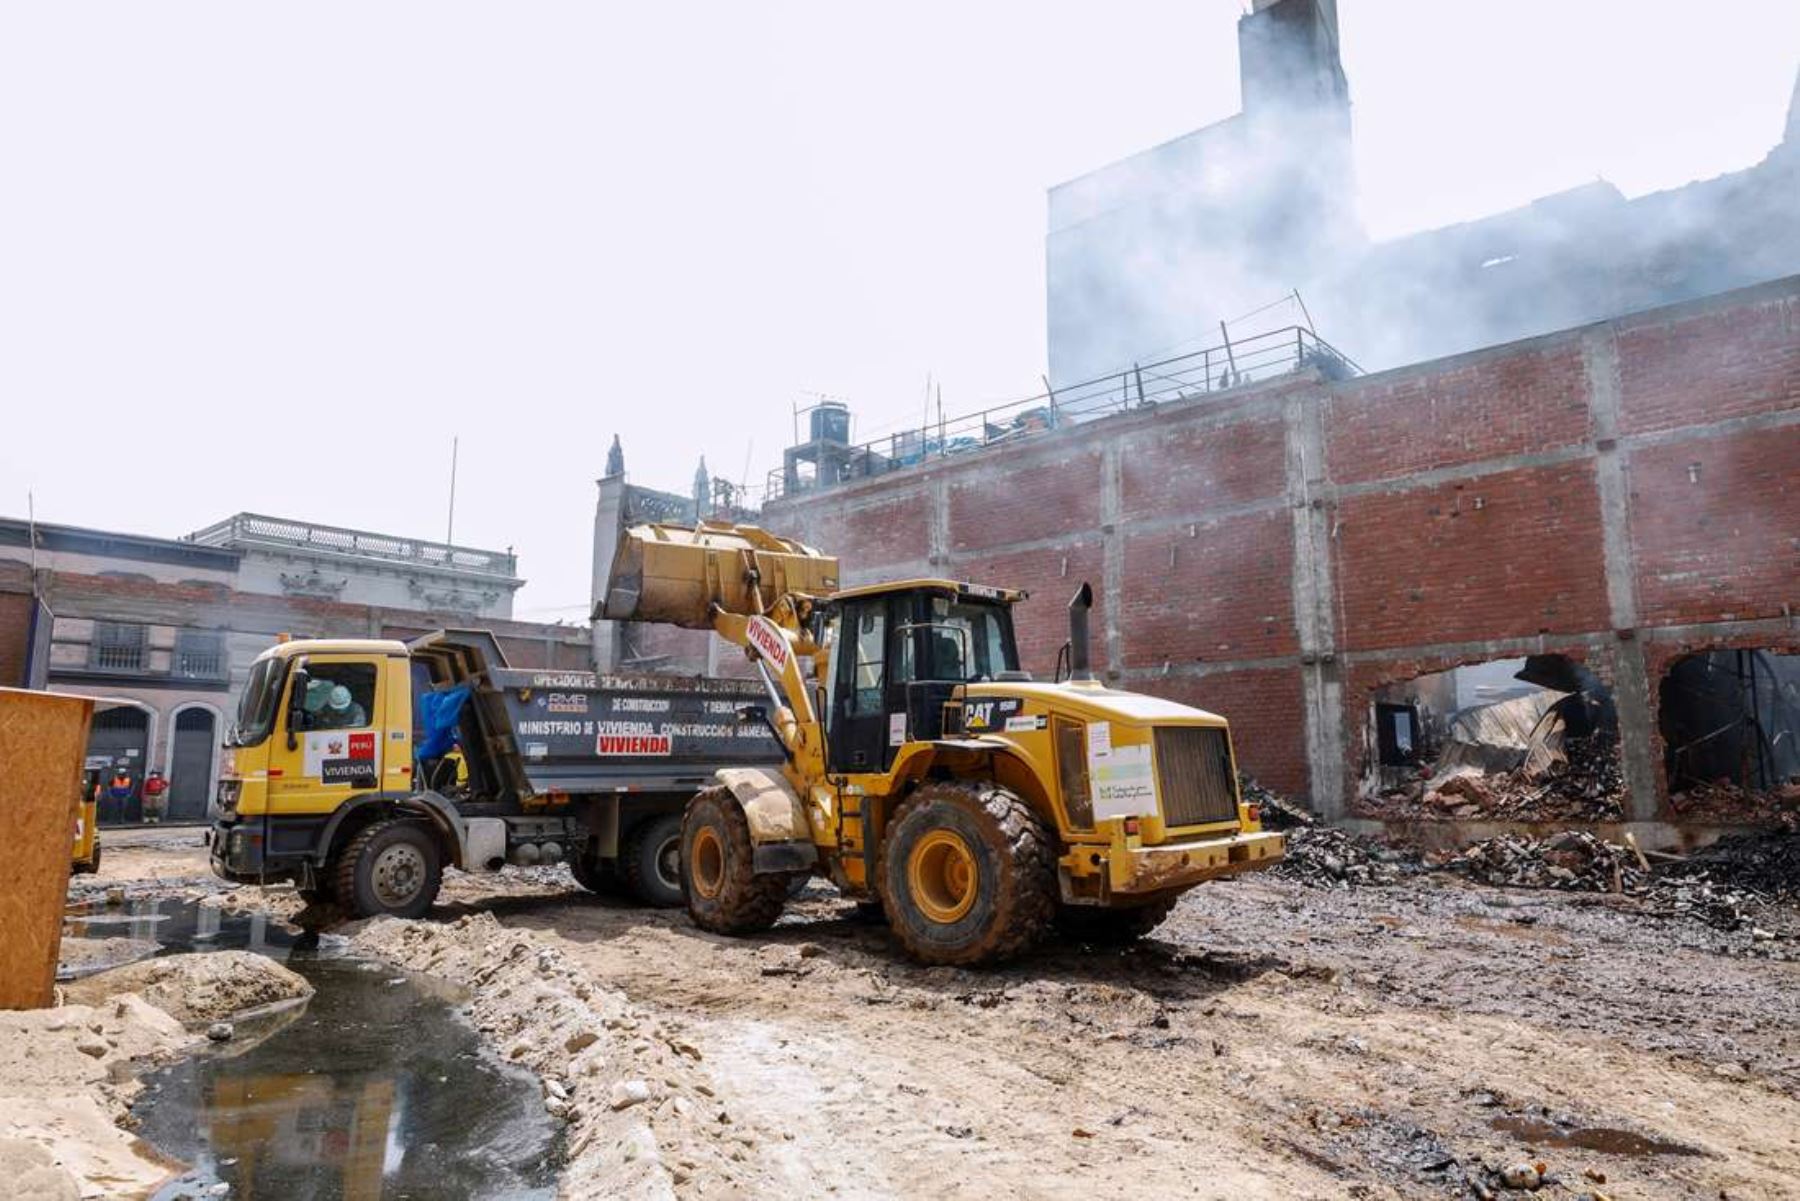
[[77, 834, 1800, 1199]]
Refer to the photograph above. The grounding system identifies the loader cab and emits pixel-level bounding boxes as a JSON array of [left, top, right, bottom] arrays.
[[823, 581, 1025, 774]]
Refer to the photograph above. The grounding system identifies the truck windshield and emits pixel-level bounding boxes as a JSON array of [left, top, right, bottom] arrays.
[[926, 598, 1019, 681], [229, 657, 287, 747]]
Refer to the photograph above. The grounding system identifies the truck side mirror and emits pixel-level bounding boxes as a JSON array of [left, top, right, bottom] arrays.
[[286, 665, 311, 751]]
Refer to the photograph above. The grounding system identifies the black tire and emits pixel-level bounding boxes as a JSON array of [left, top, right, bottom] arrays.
[[786, 872, 813, 899], [569, 844, 617, 893], [1053, 897, 1178, 945], [621, 813, 686, 908], [77, 844, 101, 875], [878, 780, 1056, 966], [336, 819, 443, 920], [681, 787, 788, 935]]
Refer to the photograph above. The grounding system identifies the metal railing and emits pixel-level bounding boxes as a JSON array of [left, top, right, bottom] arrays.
[[186, 513, 520, 579], [767, 326, 1359, 502]]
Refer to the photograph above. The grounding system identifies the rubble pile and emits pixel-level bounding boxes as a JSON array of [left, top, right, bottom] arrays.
[[1239, 774, 1318, 829], [1371, 735, 1626, 823], [1667, 779, 1800, 825], [1443, 831, 1647, 893], [1274, 826, 1419, 888], [1644, 832, 1800, 930]]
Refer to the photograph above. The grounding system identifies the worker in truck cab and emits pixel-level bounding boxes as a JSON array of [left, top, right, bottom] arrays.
[[314, 684, 367, 729]]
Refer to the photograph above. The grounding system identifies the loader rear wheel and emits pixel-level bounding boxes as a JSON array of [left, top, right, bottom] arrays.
[[336, 819, 442, 920], [879, 781, 1056, 966], [681, 788, 788, 935], [621, 813, 686, 908], [1053, 897, 1178, 946]]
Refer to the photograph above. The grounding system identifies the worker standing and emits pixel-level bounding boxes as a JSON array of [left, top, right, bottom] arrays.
[[141, 770, 169, 824], [106, 767, 135, 824]]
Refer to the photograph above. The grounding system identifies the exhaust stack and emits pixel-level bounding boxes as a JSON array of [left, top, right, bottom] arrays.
[[1068, 582, 1095, 682]]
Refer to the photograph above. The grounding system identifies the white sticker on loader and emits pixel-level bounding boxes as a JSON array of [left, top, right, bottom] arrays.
[[888, 712, 907, 746], [1086, 721, 1112, 759], [1091, 743, 1156, 820]]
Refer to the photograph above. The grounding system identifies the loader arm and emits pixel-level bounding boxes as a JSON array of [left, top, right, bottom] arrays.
[[601, 520, 840, 786], [710, 600, 827, 783]]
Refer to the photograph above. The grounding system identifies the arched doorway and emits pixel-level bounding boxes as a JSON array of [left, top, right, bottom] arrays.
[[168, 707, 218, 822], [90, 705, 150, 824]]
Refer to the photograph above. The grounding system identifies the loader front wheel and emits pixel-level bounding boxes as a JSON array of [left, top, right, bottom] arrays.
[[1053, 897, 1178, 946], [681, 788, 788, 935], [879, 781, 1055, 966]]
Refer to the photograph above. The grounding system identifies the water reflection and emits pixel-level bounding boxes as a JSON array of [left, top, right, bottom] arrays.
[[114, 903, 560, 1201]]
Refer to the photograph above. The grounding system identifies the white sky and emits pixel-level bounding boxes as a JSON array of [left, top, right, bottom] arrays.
[[3, 2, 1796, 618]]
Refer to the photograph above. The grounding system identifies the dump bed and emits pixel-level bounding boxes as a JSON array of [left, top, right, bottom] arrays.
[[492, 666, 783, 795], [408, 626, 784, 803]]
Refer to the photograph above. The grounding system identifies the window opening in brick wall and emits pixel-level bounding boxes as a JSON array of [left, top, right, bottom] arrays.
[[1358, 654, 1621, 822], [1660, 649, 1800, 824]]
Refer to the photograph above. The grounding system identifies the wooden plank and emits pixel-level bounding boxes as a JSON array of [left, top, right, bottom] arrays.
[[0, 687, 94, 1009]]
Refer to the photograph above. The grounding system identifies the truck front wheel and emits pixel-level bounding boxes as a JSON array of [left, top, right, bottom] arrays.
[[879, 781, 1056, 966], [681, 788, 787, 935], [621, 813, 686, 908], [336, 819, 443, 920]]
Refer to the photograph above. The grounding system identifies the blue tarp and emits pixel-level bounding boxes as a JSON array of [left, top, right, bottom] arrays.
[[416, 684, 472, 762]]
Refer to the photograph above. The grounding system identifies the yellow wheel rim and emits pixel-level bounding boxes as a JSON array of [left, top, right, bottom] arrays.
[[691, 826, 725, 900], [906, 829, 979, 924]]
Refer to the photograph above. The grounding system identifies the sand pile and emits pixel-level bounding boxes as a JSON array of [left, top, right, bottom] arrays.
[[62, 950, 312, 1028]]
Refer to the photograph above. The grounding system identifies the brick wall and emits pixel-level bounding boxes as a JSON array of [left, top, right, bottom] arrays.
[[0, 586, 32, 688], [765, 276, 1800, 829]]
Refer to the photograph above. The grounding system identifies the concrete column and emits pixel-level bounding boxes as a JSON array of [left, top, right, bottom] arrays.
[[1284, 385, 1345, 818], [1100, 442, 1123, 678], [927, 475, 951, 571], [1583, 329, 1661, 820], [590, 475, 628, 674]]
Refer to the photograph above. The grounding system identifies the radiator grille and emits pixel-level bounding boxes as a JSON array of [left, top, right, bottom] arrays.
[[1153, 727, 1239, 828]]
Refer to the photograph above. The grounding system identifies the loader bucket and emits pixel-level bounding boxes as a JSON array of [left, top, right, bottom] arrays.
[[600, 522, 839, 629]]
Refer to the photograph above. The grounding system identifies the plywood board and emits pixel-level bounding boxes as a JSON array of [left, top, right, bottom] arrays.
[[0, 687, 94, 1010]]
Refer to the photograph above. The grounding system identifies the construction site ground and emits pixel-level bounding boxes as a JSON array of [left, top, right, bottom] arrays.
[[61, 829, 1800, 1199]]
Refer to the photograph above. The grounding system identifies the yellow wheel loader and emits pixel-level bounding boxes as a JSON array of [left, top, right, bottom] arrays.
[[601, 521, 1285, 965]]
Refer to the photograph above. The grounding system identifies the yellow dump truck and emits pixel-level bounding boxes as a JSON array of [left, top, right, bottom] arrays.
[[601, 522, 1284, 964], [209, 630, 790, 916]]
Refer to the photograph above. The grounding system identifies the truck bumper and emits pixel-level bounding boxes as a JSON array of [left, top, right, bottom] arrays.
[[210, 815, 326, 886], [1109, 828, 1285, 896]]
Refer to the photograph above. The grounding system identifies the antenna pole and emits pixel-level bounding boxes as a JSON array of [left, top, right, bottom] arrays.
[[446, 436, 459, 545]]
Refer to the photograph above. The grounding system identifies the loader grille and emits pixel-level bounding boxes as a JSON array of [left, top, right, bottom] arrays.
[[1153, 727, 1239, 828]]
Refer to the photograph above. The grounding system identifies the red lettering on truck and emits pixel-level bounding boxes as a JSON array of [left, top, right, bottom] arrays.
[[595, 733, 673, 756]]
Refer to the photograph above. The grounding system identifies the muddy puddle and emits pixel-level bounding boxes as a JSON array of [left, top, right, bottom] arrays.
[[76, 900, 562, 1199], [1491, 1114, 1704, 1157]]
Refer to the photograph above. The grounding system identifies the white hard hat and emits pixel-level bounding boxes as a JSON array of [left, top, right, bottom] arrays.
[[328, 685, 353, 711]]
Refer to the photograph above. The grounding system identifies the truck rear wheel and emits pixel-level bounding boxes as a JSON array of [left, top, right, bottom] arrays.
[[879, 781, 1056, 966], [681, 788, 788, 935], [621, 813, 686, 908], [1053, 897, 1178, 945], [336, 819, 442, 920], [569, 844, 622, 896]]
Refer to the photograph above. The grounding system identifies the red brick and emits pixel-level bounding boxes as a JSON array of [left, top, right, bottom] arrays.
[[1334, 462, 1611, 651], [946, 449, 1102, 552], [1629, 424, 1800, 627], [1118, 511, 1296, 666], [1326, 343, 1590, 485], [1117, 415, 1287, 521], [1617, 294, 1800, 435]]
